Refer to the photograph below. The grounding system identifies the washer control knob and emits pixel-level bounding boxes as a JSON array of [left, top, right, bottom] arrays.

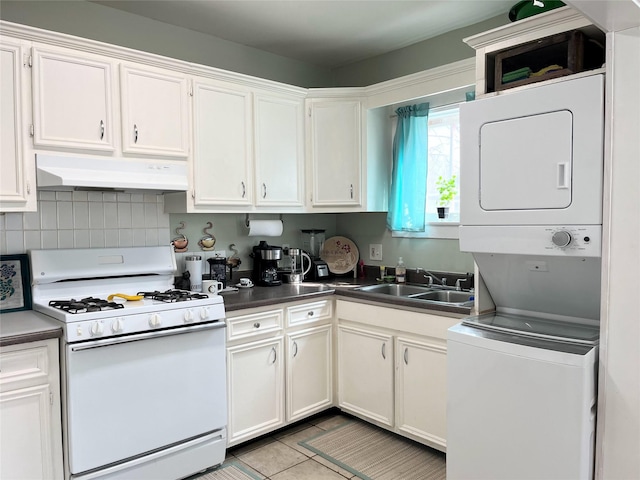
[[184, 309, 194, 323], [111, 317, 124, 333], [552, 230, 572, 248], [90, 321, 104, 336], [149, 313, 162, 328]]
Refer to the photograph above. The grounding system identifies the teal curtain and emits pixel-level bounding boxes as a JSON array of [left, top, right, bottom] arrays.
[[387, 103, 429, 231]]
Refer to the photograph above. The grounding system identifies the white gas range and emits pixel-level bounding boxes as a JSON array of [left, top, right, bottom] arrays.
[[30, 246, 227, 480]]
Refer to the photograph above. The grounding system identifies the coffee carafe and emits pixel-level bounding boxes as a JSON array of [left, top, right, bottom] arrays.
[[281, 248, 311, 284], [251, 241, 282, 286]]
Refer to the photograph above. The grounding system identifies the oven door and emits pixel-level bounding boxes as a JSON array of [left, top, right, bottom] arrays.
[[64, 322, 226, 475]]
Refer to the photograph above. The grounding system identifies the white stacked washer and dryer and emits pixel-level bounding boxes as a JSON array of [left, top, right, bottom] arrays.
[[447, 73, 605, 479]]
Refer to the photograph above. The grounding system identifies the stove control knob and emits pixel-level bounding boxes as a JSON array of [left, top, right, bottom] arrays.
[[111, 317, 124, 333], [90, 321, 104, 336], [200, 306, 209, 320], [552, 230, 572, 248], [184, 309, 194, 323], [149, 313, 162, 328]]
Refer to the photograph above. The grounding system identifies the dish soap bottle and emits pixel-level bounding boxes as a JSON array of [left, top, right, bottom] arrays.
[[396, 257, 406, 284]]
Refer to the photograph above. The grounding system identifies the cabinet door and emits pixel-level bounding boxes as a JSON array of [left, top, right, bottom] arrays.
[[1, 39, 35, 212], [287, 324, 333, 422], [120, 64, 189, 157], [32, 47, 114, 152], [338, 325, 393, 426], [395, 337, 448, 449], [308, 99, 361, 207], [0, 339, 63, 479], [192, 80, 252, 206], [227, 337, 284, 446], [254, 93, 304, 207], [0, 385, 59, 480]]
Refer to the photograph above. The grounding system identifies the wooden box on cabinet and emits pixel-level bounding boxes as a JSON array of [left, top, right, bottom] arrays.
[[490, 29, 604, 92]]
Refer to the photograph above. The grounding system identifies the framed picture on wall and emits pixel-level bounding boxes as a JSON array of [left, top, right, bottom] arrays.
[[0, 254, 32, 313]]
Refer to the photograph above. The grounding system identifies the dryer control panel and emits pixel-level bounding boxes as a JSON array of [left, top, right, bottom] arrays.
[[459, 225, 602, 257]]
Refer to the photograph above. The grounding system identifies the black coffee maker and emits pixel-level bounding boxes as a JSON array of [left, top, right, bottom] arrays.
[[251, 241, 282, 286]]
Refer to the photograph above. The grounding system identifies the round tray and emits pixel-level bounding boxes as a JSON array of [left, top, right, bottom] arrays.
[[320, 236, 359, 274]]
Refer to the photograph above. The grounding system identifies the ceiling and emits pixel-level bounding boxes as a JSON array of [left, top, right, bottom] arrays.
[[91, 1, 515, 68]]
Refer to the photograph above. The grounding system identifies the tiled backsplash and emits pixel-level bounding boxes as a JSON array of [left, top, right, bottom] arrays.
[[0, 191, 171, 254]]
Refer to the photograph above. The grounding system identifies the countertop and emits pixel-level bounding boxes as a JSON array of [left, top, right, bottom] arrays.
[[0, 310, 63, 347], [221, 278, 473, 316], [0, 280, 471, 344]]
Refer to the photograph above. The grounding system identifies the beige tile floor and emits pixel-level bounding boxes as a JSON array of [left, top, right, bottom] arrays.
[[212, 411, 444, 480]]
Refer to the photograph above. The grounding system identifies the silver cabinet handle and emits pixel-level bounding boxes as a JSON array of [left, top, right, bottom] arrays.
[[253, 322, 260, 329], [100, 120, 104, 140], [404, 347, 409, 365], [241, 181, 246, 198], [262, 183, 267, 198], [293, 341, 298, 358], [381, 342, 386, 360], [270, 346, 277, 364], [350, 184, 354, 199], [134, 124, 138, 143]]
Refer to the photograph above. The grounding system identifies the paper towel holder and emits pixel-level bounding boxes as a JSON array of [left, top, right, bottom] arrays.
[[245, 214, 283, 228]]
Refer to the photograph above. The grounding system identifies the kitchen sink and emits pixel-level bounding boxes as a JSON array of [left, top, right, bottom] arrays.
[[353, 284, 433, 296], [409, 290, 474, 304], [352, 283, 474, 307]]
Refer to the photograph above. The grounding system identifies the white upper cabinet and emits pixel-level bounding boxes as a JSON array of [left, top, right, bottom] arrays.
[[254, 92, 304, 207], [192, 78, 253, 206], [32, 46, 115, 152], [307, 98, 362, 208], [120, 64, 189, 158], [1, 38, 35, 212]]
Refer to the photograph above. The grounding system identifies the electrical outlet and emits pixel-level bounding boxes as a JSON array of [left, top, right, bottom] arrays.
[[369, 244, 383, 261], [282, 244, 290, 253]]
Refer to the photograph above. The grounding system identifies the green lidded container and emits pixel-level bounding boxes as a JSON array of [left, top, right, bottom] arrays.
[[509, 1, 566, 22]]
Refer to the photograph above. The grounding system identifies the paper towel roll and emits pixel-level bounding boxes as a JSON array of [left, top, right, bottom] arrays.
[[248, 220, 283, 237]]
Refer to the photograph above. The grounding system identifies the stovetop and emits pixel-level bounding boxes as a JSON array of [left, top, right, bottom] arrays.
[[29, 246, 227, 343]]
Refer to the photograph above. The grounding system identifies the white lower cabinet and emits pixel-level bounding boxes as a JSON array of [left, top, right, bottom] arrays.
[[395, 336, 447, 447], [0, 339, 63, 479], [226, 299, 333, 446], [337, 325, 394, 427], [287, 324, 333, 422], [336, 299, 460, 452], [227, 336, 284, 445]]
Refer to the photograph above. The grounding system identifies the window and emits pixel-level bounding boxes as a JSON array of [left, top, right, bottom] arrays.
[[391, 104, 461, 239]]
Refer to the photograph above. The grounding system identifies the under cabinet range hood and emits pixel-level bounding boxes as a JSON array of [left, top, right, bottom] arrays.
[[35, 154, 189, 193]]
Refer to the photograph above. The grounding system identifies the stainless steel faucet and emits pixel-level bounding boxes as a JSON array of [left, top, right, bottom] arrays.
[[416, 268, 445, 286], [455, 278, 463, 291]]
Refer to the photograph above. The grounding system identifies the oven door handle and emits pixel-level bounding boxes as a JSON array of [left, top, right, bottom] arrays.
[[70, 321, 226, 351]]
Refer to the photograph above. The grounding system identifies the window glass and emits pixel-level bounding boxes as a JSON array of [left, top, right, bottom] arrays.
[[426, 107, 460, 220]]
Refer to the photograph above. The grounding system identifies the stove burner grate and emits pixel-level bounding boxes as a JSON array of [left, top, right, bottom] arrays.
[[49, 297, 125, 314], [138, 289, 209, 303]]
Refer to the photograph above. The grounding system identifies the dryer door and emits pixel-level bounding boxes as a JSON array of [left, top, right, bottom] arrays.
[[480, 110, 573, 211]]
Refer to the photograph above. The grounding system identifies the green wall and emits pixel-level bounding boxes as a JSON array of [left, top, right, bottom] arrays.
[[0, 0, 333, 87], [332, 15, 509, 87]]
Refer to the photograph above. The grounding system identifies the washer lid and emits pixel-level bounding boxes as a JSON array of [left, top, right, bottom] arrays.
[[462, 312, 600, 346]]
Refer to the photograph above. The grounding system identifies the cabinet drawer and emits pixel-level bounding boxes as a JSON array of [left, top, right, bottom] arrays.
[[287, 300, 332, 327], [227, 309, 283, 342], [0, 344, 50, 388]]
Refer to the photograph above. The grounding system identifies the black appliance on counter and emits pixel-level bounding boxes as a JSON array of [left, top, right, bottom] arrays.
[[251, 241, 282, 286], [304, 257, 330, 281]]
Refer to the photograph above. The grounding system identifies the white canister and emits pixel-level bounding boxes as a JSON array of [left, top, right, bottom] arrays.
[[185, 255, 203, 292]]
